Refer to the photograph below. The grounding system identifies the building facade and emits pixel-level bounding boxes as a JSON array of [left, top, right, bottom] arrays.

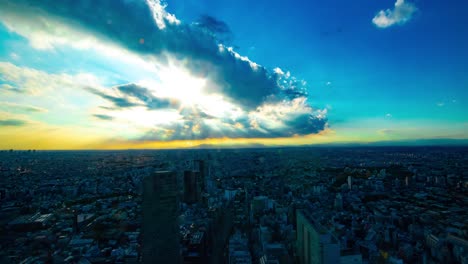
[[296, 209, 340, 264], [142, 170, 180, 264]]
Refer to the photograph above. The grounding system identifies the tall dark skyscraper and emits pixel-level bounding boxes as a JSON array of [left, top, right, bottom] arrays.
[[184, 170, 200, 204], [142, 171, 180, 264], [296, 209, 340, 264], [193, 160, 206, 193]]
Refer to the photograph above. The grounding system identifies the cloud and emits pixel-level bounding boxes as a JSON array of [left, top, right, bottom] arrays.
[[0, 102, 48, 113], [86, 87, 141, 108], [116, 83, 177, 109], [0, 61, 99, 95], [195, 15, 231, 35], [0, 119, 27, 126], [194, 15, 232, 44], [93, 114, 114, 121], [0, 0, 328, 141], [385, 113, 392, 118], [139, 97, 327, 141], [378, 129, 395, 135], [0, 0, 304, 108], [372, 0, 417, 28], [10, 53, 20, 60], [86, 83, 179, 111]]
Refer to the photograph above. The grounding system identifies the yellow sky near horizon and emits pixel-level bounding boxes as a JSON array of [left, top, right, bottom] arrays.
[[0, 126, 345, 150], [2, 120, 467, 150]]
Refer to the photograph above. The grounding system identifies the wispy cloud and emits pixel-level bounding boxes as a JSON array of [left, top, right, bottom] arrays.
[[1, 102, 48, 113], [0, 61, 99, 95], [372, 0, 417, 28], [85, 87, 141, 109], [378, 128, 395, 135], [9, 53, 20, 60], [0, 118, 28, 126], [93, 114, 114, 121]]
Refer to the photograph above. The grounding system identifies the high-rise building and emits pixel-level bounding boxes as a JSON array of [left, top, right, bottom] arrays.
[[184, 170, 200, 204], [142, 171, 180, 264], [193, 160, 206, 193], [334, 193, 343, 210], [296, 209, 340, 264]]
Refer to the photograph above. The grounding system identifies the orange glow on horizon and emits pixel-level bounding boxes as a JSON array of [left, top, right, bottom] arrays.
[[0, 126, 340, 150]]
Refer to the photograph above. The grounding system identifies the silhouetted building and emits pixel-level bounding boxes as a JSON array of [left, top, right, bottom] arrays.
[[184, 170, 200, 204], [334, 193, 343, 210], [142, 171, 180, 264], [193, 160, 206, 193], [296, 209, 340, 264]]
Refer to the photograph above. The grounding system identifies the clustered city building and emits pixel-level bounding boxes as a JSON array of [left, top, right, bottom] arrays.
[[0, 147, 467, 263]]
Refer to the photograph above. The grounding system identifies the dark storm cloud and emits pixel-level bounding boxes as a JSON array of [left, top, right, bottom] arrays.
[[0, 119, 27, 126]]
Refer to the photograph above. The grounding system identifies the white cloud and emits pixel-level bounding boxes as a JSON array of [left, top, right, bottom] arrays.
[[226, 46, 260, 70], [0, 102, 48, 113], [0, 2, 164, 76], [0, 61, 99, 95], [9, 53, 19, 60], [0, 0, 328, 141], [385, 113, 392, 118], [146, 0, 180, 30], [372, 0, 417, 28], [0, 2, 97, 50], [0, 61, 110, 128], [273, 67, 284, 75]]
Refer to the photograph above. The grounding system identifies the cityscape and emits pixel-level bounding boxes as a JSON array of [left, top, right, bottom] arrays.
[[0, 147, 467, 263], [1, 0, 467, 263]]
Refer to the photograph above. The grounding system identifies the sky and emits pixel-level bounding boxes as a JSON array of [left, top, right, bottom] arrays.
[[0, 0, 467, 149]]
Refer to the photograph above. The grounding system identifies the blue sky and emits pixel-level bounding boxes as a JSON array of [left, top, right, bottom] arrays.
[[167, 0, 468, 123], [0, 0, 466, 149]]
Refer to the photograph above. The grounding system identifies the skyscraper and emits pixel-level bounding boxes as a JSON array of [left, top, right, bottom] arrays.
[[193, 160, 206, 193], [296, 208, 340, 264], [142, 171, 180, 264], [334, 193, 343, 210], [184, 170, 200, 204]]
